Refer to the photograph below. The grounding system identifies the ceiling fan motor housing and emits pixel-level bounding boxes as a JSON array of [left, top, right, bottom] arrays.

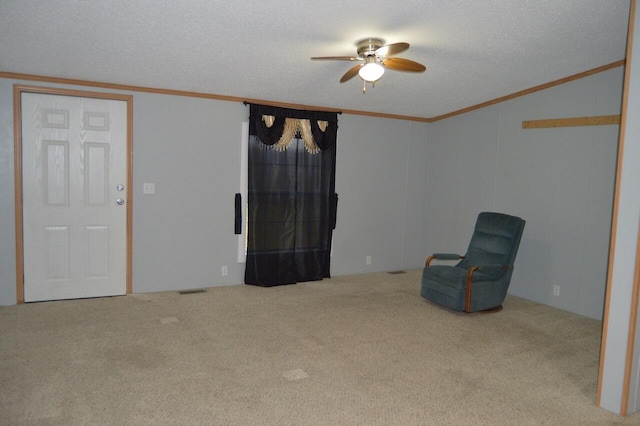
[[357, 38, 384, 57]]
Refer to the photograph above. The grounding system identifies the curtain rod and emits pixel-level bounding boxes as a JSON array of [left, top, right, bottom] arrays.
[[242, 101, 342, 115]]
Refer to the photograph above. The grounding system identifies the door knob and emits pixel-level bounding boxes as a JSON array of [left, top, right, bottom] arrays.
[[116, 198, 125, 205], [117, 184, 124, 191]]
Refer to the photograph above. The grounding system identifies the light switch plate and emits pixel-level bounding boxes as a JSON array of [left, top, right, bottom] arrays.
[[143, 183, 155, 194]]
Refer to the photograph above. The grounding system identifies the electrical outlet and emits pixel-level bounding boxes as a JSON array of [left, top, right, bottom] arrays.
[[221, 265, 228, 276], [553, 285, 560, 297], [366, 255, 372, 265]]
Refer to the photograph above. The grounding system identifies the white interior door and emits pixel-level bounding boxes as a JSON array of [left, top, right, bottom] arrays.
[[21, 92, 128, 302]]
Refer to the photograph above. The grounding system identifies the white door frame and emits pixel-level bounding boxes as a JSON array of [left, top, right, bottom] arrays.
[[13, 84, 133, 303]]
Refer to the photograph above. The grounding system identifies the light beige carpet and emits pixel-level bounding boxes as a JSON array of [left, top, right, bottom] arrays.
[[1, 270, 639, 425]]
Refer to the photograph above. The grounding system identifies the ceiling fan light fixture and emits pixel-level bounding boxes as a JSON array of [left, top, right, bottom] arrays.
[[358, 62, 385, 82]]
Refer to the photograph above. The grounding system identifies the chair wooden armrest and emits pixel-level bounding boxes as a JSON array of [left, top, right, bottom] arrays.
[[425, 253, 464, 267], [464, 264, 510, 312]]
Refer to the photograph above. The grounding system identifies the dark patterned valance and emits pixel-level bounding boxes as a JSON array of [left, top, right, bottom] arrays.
[[248, 104, 338, 153]]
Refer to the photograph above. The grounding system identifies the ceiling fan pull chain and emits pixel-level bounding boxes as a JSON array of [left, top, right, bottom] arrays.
[[362, 80, 366, 94]]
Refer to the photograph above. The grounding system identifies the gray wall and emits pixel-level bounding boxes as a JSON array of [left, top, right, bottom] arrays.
[[425, 67, 624, 320], [332, 115, 429, 275], [0, 80, 16, 305], [600, 5, 640, 414], [631, 31, 640, 407], [131, 93, 247, 293], [0, 78, 430, 304], [0, 68, 623, 319]]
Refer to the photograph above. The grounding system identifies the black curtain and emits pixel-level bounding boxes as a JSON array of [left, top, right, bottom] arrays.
[[244, 104, 338, 287]]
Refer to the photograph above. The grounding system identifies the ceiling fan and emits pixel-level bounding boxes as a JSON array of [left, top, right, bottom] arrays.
[[311, 38, 426, 92]]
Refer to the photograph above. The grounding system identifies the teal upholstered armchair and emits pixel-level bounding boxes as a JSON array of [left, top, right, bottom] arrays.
[[421, 212, 525, 313]]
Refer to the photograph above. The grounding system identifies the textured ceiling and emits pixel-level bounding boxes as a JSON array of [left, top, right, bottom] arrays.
[[0, 1, 631, 120]]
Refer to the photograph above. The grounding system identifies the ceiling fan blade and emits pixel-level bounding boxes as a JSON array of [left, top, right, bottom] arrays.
[[375, 42, 409, 57], [311, 56, 362, 61], [340, 64, 364, 82], [382, 57, 426, 72]]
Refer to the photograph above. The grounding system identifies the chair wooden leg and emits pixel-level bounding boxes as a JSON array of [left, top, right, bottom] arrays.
[[464, 266, 479, 313]]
